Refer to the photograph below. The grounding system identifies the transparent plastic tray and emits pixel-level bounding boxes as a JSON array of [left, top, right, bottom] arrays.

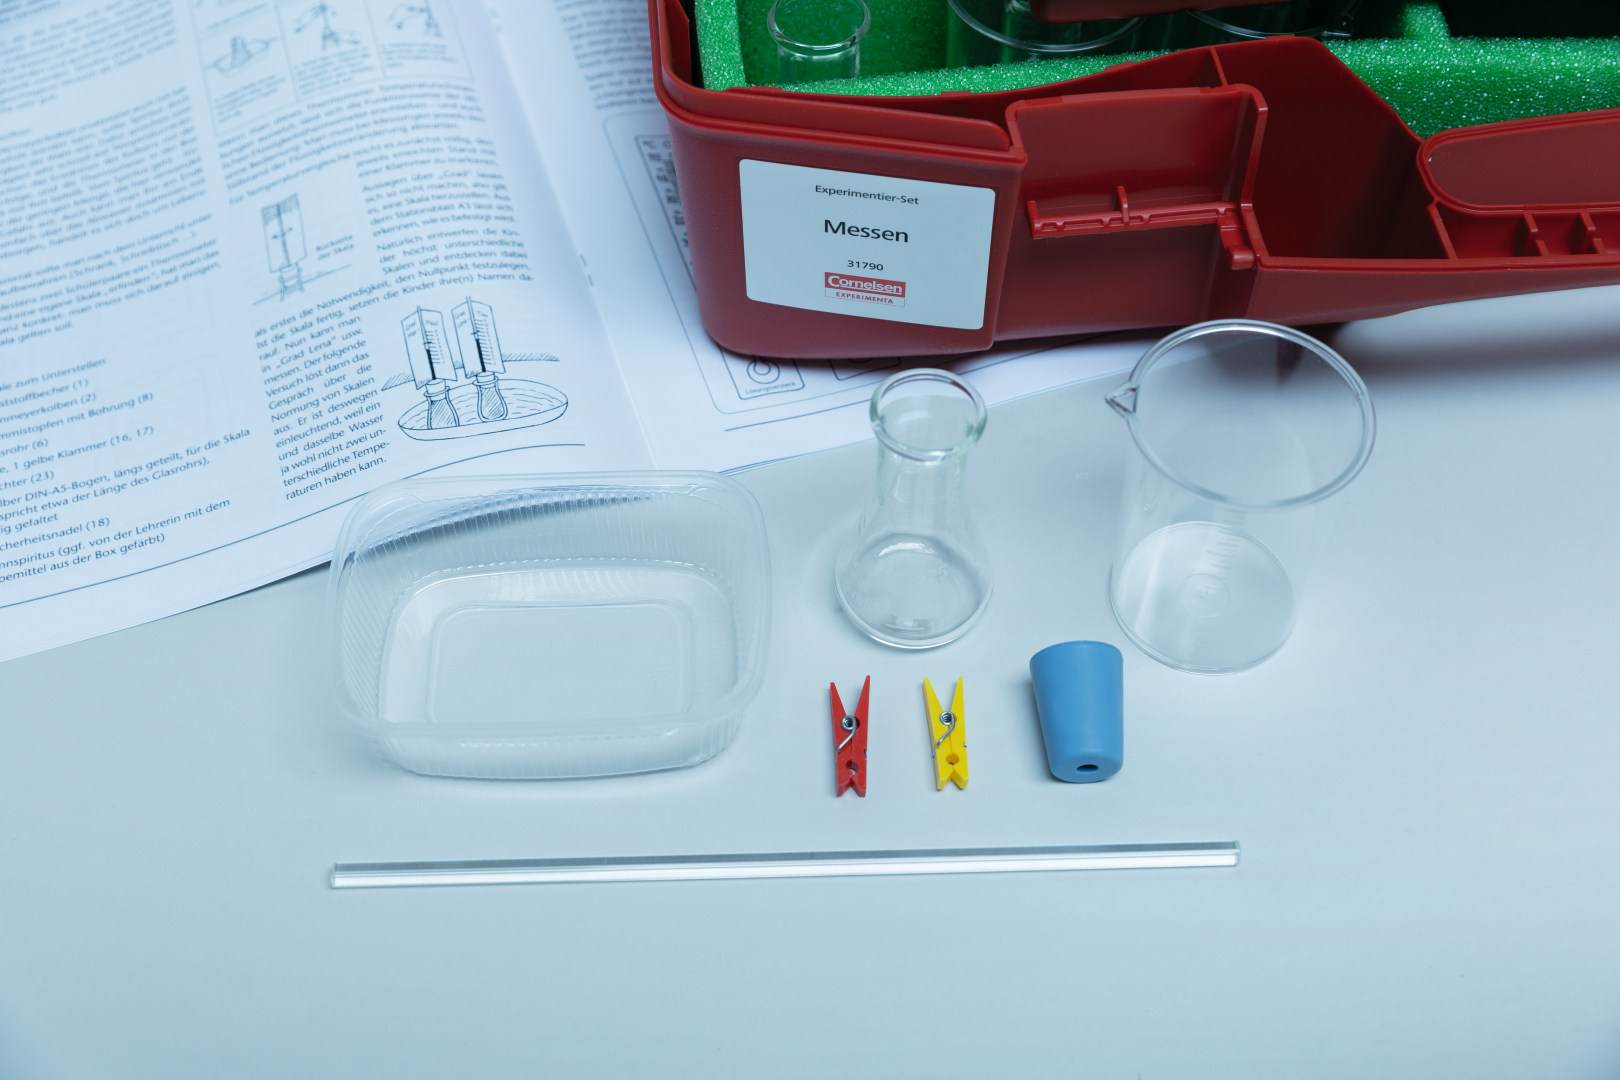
[[324, 472, 771, 779]]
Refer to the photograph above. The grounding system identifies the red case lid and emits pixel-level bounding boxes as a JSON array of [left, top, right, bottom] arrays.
[[1420, 108, 1620, 212]]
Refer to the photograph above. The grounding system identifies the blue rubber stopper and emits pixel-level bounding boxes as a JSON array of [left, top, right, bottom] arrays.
[[1030, 641, 1123, 783]]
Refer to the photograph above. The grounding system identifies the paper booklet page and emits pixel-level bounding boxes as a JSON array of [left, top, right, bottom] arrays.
[[0, 0, 652, 662], [490, 0, 1148, 475]]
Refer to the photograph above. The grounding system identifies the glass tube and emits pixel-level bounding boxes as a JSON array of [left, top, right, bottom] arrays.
[[835, 368, 992, 649], [768, 0, 870, 84], [947, 0, 1139, 67], [1129, 0, 1359, 50], [331, 842, 1241, 888], [1189, 0, 1358, 39]]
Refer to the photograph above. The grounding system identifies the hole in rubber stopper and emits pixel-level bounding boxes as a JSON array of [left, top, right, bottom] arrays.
[[1077, 764, 1099, 772]]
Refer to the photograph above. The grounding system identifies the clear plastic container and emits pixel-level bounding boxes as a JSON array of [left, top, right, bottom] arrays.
[[324, 472, 771, 778]]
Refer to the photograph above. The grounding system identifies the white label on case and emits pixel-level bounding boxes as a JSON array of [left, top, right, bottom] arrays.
[[738, 159, 996, 330]]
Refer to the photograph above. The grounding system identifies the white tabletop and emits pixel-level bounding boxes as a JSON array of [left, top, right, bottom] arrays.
[[3, 287, 1619, 1078]]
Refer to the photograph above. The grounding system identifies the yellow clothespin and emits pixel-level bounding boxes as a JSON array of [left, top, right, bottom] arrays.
[[923, 677, 968, 790]]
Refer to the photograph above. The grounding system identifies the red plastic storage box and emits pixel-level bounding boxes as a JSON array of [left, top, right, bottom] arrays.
[[652, 0, 1620, 359]]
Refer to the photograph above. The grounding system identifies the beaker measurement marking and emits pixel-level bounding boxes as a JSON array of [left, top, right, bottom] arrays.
[[1181, 518, 1243, 618], [1113, 522, 1294, 674]]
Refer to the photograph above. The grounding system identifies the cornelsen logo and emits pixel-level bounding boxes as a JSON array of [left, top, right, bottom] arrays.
[[824, 271, 906, 307]]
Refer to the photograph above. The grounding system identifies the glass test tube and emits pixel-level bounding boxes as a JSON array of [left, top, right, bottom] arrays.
[[768, 0, 870, 84]]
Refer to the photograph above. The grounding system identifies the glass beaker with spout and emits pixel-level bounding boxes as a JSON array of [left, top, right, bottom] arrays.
[[1106, 320, 1375, 674], [836, 369, 992, 649]]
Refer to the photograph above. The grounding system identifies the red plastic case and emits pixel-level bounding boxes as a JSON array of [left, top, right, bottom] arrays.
[[653, 0, 1620, 359]]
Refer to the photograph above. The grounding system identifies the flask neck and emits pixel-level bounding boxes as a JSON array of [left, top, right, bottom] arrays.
[[876, 443, 969, 513]]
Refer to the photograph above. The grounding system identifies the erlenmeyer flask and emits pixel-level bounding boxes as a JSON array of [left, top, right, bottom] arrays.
[[836, 369, 992, 649]]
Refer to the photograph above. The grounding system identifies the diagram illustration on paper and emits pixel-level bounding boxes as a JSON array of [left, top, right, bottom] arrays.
[[259, 194, 348, 302], [295, 3, 362, 49], [382, 299, 568, 441], [388, 1, 443, 35], [210, 34, 274, 74], [190, 0, 469, 130]]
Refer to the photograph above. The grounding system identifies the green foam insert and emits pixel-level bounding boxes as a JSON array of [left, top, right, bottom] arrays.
[[693, 1, 1620, 137], [1331, 35, 1620, 135], [696, 0, 749, 93], [1399, 1, 1448, 42]]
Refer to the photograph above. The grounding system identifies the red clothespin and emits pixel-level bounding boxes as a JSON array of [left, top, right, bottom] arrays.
[[829, 677, 870, 797]]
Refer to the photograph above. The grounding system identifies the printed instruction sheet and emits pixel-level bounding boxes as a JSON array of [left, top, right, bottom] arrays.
[[0, 0, 1146, 662], [0, 0, 653, 662]]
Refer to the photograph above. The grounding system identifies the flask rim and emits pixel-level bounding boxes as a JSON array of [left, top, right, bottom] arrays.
[[869, 368, 988, 462]]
